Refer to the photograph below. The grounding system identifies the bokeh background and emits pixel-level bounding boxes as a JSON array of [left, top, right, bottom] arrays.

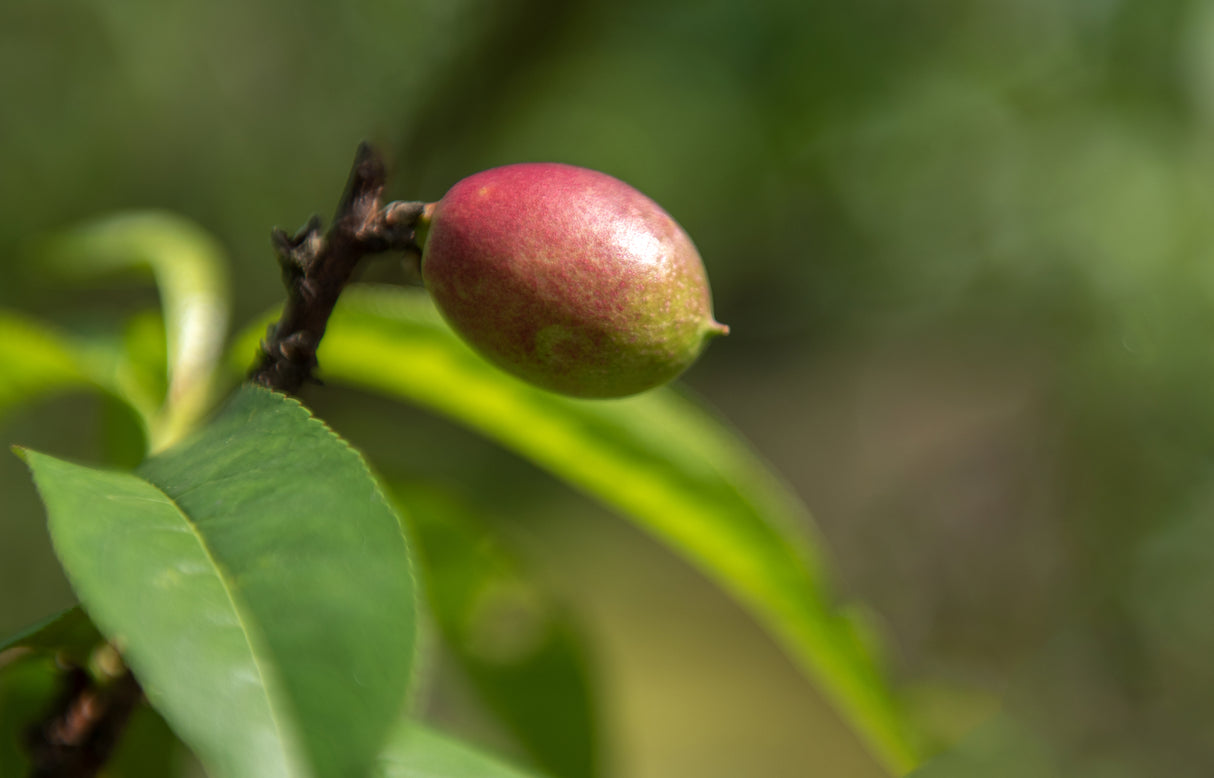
[[3, 1, 1214, 775]]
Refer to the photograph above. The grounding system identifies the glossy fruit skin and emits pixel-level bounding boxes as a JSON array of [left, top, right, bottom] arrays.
[[418, 163, 726, 398]]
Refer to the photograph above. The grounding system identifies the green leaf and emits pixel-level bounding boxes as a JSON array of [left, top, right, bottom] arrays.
[[0, 606, 104, 666], [39, 212, 232, 450], [0, 311, 95, 422], [375, 723, 548, 778], [394, 484, 598, 778], [20, 384, 417, 778], [0, 309, 155, 450], [233, 286, 920, 774]]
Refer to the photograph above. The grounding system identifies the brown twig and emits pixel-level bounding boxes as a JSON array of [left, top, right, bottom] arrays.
[[24, 668, 144, 778], [250, 142, 425, 394]]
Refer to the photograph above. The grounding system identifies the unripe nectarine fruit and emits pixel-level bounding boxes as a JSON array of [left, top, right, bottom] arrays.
[[417, 163, 727, 398]]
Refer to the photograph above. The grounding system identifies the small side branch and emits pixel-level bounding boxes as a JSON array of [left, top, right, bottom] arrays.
[[24, 669, 143, 778], [250, 143, 425, 395]]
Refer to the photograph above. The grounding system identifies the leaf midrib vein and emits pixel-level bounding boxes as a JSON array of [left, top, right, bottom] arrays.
[[151, 479, 297, 773]]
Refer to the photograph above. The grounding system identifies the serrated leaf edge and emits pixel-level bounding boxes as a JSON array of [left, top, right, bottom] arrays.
[[22, 447, 306, 776]]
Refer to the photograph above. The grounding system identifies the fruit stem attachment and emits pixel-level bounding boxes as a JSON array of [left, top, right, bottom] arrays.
[[249, 142, 425, 394]]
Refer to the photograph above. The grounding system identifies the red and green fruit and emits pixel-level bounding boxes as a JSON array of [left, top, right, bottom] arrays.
[[417, 163, 727, 398]]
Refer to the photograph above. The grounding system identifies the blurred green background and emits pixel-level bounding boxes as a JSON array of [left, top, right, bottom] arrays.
[[3, 0, 1214, 775]]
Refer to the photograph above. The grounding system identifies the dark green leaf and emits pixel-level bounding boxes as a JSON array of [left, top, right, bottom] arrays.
[[0, 606, 103, 666], [20, 384, 417, 778], [231, 286, 919, 773], [106, 703, 188, 778], [0, 656, 56, 776], [394, 484, 597, 778], [375, 723, 548, 778]]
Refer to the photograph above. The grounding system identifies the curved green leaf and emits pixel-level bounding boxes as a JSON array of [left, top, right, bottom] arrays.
[[39, 212, 231, 450], [0, 308, 160, 446], [394, 483, 598, 778], [232, 286, 919, 774], [0, 311, 95, 421], [20, 384, 417, 778], [376, 723, 547, 778]]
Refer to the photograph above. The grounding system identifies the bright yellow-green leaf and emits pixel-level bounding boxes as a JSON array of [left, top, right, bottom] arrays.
[[0, 311, 94, 421], [39, 212, 231, 450], [0, 308, 166, 440]]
